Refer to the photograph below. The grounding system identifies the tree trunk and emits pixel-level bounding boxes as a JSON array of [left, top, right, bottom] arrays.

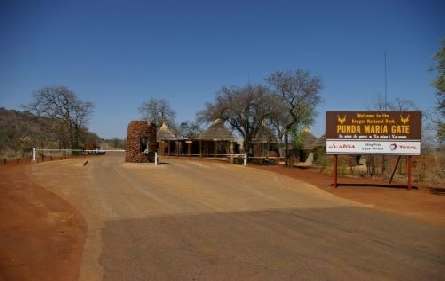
[[244, 137, 252, 157], [73, 124, 80, 149], [284, 132, 289, 166], [68, 121, 74, 149], [381, 155, 386, 177], [368, 155, 375, 176]]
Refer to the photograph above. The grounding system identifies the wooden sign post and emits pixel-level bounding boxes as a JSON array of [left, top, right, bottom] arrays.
[[407, 155, 412, 190], [333, 155, 338, 188]]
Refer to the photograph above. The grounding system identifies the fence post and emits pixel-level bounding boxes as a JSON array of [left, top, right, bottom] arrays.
[[155, 152, 158, 166], [32, 148, 36, 161], [244, 153, 247, 166]]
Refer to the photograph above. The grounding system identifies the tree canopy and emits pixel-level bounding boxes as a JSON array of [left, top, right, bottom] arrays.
[[26, 86, 94, 149], [266, 69, 322, 157], [198, 70, 322, 158], [138, 98, 176, 128], [198, 84, 275, 154]]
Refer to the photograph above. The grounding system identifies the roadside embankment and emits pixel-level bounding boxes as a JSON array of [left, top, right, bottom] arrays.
[[0, 163, 86, 281], [252, 164, 445, 226]]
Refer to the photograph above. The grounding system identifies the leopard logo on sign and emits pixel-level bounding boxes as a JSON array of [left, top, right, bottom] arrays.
[[337, 114, 347, 124], [400, 114, 410, 124]]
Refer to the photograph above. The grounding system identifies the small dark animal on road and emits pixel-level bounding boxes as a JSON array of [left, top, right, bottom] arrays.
[[83, 160, 88, 166]]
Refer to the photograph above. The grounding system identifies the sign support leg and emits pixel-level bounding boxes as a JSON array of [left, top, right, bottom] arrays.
[[389, 155, 401, 184], [333, 154, 338, 188], [407, 155, 412, 190]]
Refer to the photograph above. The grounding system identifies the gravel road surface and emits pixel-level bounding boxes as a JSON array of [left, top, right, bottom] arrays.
[[31, 153, 445, 281]]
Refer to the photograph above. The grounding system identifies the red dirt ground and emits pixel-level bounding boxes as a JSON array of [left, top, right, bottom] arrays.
[[1, 158, 444, 280], [253, 164, 445, 226], [0, 163, 86, 281]]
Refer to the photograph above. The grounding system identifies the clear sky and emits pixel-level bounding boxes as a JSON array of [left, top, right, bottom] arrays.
[[0, 0, 443, 138]]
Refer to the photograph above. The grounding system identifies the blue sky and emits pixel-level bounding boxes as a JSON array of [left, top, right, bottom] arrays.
[[0, 0, 443, 138]]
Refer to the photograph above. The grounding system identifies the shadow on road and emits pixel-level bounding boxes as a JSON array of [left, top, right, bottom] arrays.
[[99, 206, 445, 281]]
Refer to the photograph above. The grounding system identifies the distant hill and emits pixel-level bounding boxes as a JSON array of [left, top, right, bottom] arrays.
[[0, 107, 100, 158], [99, 138, 126, 150]]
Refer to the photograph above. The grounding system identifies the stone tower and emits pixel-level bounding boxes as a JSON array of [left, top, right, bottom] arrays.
[[125, 121, 157, 163]]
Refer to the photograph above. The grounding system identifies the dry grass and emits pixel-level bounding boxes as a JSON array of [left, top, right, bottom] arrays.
[[416, 150, 445, 185], [316, 149, 445, 186]]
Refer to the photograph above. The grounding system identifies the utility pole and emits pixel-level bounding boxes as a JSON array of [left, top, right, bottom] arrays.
[[384, 51, 388, 110], [382, 52, 389, 177]]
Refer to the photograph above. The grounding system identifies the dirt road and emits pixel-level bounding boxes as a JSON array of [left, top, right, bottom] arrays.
[[31, 154, 445, 281]]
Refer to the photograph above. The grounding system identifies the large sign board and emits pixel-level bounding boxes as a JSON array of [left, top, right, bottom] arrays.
[[326, 111, 421, 155]]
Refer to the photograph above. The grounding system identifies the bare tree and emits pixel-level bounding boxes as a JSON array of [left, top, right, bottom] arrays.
[[390, 98, 416, 111], [72, 100, 94, 148], [433, 40, 445, 142], [177, 121, 202, 139], [370, 96, 420, 177], [266, 70, 322, 159], [198, 84, 274, 155], [138, 98, 176, 128], [372, 96, 417, 111], [26, 86, 95, 149], [266, 95, 290, 144]]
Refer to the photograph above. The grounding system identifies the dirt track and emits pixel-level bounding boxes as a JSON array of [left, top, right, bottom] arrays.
[[31, 153, 445, 281], [0, 164, 85, 281]]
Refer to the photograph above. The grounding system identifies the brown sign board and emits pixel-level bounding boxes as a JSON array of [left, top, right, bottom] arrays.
[[326, 111, 421, 155]]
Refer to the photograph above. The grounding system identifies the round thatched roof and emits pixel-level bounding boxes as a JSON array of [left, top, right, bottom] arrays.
[[199, 119, 234, 141], [301, 131, 324, 150], [157, 122, 176, 141], [315, 135, 326, 148]]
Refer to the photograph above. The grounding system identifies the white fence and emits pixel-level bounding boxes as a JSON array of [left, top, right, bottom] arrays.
[[32, 148, 249, 166]]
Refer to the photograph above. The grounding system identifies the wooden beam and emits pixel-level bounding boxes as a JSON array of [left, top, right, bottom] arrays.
[[407, 155, 412, 190]]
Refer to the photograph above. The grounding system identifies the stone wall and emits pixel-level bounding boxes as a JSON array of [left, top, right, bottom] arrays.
[[125, 121, 157, 163]]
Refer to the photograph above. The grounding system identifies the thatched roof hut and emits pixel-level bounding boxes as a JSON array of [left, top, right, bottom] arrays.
[[199, 119, 234, 141], [315, 135, 326, 148], [301, 132, 325, 150], [157, 122, 176, 141]]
